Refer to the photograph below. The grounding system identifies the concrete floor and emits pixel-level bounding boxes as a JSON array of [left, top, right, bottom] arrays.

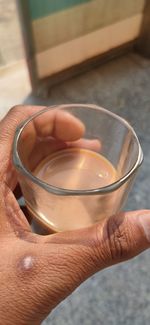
[[0, 52, 150, 325]]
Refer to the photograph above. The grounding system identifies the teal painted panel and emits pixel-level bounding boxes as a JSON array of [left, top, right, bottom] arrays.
[[29, 0, 92, 20]]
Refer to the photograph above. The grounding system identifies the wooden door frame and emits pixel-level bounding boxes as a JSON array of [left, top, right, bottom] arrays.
[[136, 0, 150, 57], [17, 0, 150, 95]]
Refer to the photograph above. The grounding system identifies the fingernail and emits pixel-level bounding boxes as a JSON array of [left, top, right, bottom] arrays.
[[137, 211, 150, 242]]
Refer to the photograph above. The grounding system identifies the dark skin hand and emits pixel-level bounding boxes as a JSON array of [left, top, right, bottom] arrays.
[[0, 106, 150, 325]]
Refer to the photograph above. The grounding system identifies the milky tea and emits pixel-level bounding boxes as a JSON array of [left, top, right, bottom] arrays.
[[27, 148, 118, 232]]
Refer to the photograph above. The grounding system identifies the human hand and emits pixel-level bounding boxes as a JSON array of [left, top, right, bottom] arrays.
[[0, 106, 150, 325]]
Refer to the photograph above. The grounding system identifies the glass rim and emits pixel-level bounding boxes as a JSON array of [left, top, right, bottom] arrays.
[[13, 104, 143, 196]]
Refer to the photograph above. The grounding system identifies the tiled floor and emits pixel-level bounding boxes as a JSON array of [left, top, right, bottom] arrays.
[[1, 52, 150, 325]]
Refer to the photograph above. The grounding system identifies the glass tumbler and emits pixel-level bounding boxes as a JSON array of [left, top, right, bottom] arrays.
[[13, 104, 143, 233]]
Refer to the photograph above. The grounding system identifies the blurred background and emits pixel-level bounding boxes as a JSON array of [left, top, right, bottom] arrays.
[[0, 1, 150, 324]]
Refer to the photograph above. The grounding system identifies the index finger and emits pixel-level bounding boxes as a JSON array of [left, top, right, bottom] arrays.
[[18, 108, 85, 164], [0, 105, 45, 182], [0, 106, 85, 183], [33, 109, 85, 141]]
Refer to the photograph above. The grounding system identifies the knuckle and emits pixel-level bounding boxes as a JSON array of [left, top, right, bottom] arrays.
[[93, 213, 134, 266], [3, 105, 26, 134], [105, 214, 133, 262], [92, 223, 111, 267], [9, 105, 23, 114]]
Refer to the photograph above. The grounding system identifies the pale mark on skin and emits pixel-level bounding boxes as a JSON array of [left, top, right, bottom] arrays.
[[22, 256, 34, 271]]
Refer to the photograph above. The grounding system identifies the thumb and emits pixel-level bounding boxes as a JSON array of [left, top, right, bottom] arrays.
[[46, 210, 150, 268], [35, 210, 150, 313], [96, 209, 150, 265]]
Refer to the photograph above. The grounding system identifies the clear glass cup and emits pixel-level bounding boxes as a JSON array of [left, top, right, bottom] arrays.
[[13, 104, 143, 233]]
